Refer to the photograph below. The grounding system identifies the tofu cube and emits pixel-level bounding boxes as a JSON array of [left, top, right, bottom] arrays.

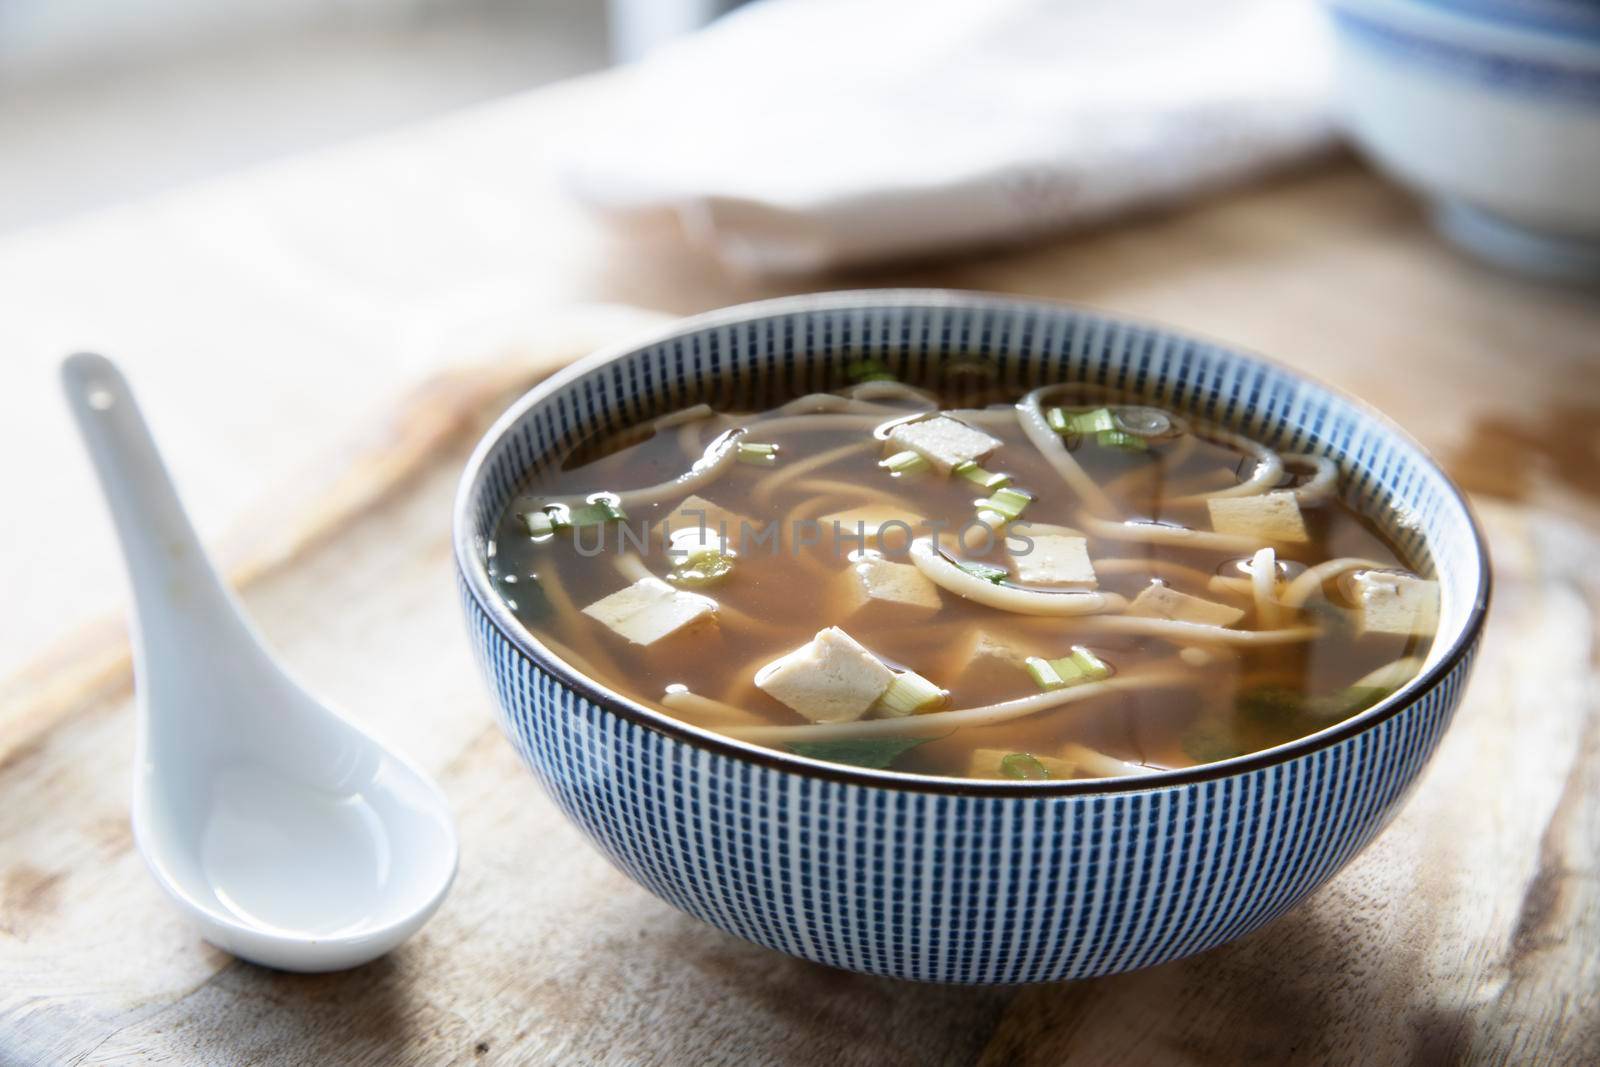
[[581, 577, 717, 645], [1352, 571, 1440, 637], [755, 627, 896, 723], [839, 555, 941, 618], [1207, 491, 1310, 543], [820, 505, 925, 553], [887, 416, 1002, 473], [1128, 583, 1246, 627], [944, 629, 1036, 685], [967, 748, 1076, 781], [663, 494, 751, 540], [1011, 533, 1097, 587], [958, 629, 1029, 669]]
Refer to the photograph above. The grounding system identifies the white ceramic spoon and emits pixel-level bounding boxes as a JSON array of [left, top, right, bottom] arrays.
[[62, 352, 457, 972]]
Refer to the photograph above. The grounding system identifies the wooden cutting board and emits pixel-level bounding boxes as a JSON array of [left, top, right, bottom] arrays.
[[1, 315, 1596, 1067]]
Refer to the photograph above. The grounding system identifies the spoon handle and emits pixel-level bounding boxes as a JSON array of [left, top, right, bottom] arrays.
[[61, 353, 258, 687]]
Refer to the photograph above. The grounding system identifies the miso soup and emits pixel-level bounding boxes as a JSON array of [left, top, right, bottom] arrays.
[[487, 369, 1438, 782]]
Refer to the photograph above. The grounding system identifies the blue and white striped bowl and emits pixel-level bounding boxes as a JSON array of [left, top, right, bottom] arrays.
[[453, 291, 1490, 984]]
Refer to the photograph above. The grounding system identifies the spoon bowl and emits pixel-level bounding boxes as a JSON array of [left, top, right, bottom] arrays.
[[64, 352, 457, 972]]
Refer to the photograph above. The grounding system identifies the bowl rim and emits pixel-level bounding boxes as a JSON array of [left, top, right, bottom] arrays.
[[453, 289, 1491, 797], [1328, 0, 1600, 56]]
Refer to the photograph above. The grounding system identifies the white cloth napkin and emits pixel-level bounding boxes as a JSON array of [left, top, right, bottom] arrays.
[[559, 0, 1336, 275]]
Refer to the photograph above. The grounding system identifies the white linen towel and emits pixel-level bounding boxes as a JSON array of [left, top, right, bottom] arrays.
[[559, 0, 1336, 275]]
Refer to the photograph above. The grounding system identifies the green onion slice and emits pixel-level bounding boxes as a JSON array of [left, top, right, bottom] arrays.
[[980, 486, 1034, 521], [736, 442, 780, 466], [669, 550, 735, 587], [527, 500, 624, 533], [954, 461, 1011, 490], [876, 671, 947, 716], [1048, 407, 1116, 435], [1026, 646, 1112, 690], [1024, 656, 1066, 690], [1068, 646, 1112, 679], [880, 449, 931, 475], [565, 500, 628, 527], [1096, 429, 1148, 451], [1000, 753, 1053, 781], [956, 560, 1009, 584]]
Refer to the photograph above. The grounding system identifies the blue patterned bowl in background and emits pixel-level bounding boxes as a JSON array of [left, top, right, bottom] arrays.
[[453, 291, 1489, 984], [1325, 0, 1600, 279]]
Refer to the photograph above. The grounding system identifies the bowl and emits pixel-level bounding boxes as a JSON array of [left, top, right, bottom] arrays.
[[1325, 0, 1600, 279], [453, 291, 1489, 983]]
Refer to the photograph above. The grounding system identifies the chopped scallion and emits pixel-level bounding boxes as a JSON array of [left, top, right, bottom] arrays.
[[669, 548, 735, 586], [1024, 656, 1066, 690], [1096, 429, 1148, 451], [876, 671, 946, 716], [1049, 407, 1116, 435], [565, 501, 627, 527], [1068, 646, 1112, 680], [980, 486, 1034, 521], [957, 560, 1009, 584], [1026, 646, 1112, 691], [881, 449, 931, 475], [1000, 753, 1052, 781], [675, 558, 733, 586], [736, 442, 779, 466], [954, 461, 1011, 490]]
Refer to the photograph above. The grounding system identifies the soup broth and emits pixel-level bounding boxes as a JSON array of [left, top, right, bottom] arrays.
[[488, 372, 1437, 782]]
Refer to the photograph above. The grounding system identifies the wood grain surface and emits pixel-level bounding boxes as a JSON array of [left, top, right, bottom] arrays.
[[1, 326, 1596, 1066], [2, 76, 1600, 1066]]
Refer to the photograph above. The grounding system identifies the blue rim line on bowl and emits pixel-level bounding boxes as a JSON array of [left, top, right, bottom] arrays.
[[1331, 4, 1600, 104], [1405, 0, 1600, 45], [453, 290, 1491, 797]]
